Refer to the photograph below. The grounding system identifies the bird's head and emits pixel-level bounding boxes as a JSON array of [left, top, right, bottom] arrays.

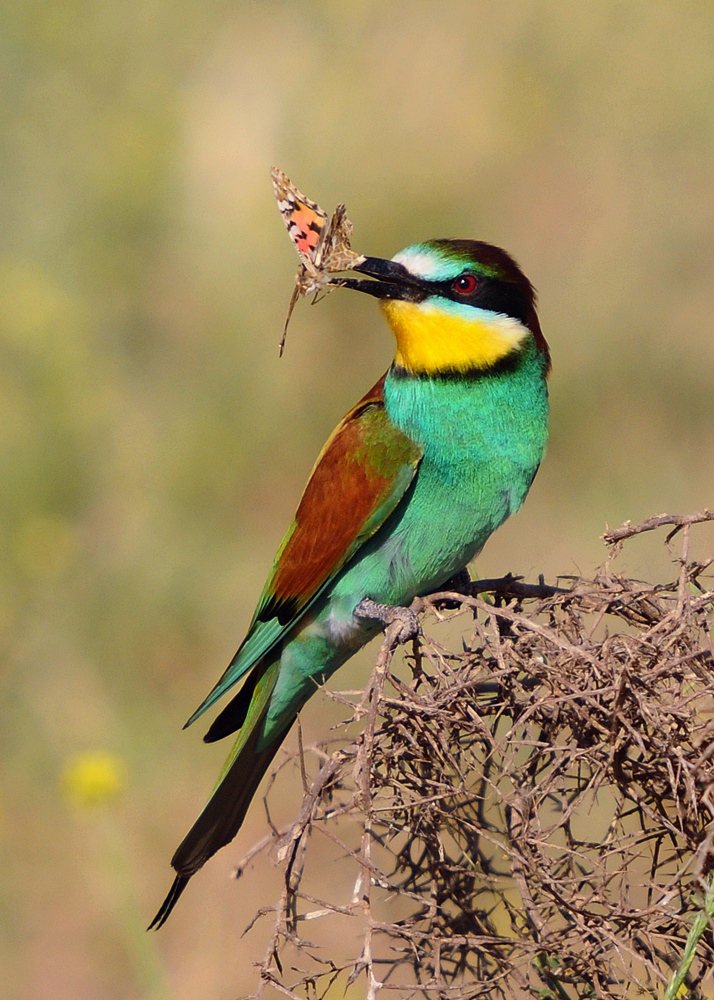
[[341, 239, 549, 377]]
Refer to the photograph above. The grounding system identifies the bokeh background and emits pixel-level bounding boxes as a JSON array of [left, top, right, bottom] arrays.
[[3, 1, 714, 997]]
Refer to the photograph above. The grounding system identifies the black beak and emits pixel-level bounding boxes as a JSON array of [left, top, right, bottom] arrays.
[[335, 256, 425, 301]]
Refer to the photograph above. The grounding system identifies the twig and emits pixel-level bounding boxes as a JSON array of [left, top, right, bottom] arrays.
[[603, 510, 714, 551]]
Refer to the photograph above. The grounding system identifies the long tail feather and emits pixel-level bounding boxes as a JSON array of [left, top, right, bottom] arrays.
[[148, 874, 190, 930], [202, 667, 262, 744], [150, 658, 287, 928]]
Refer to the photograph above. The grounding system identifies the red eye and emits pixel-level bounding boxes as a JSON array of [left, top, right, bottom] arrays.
[[452, 273, 478, 295]]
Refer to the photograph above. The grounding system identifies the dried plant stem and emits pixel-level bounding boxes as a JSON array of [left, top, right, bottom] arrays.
[[236, 512, 714, 1000], [603, 510, 714, 552]]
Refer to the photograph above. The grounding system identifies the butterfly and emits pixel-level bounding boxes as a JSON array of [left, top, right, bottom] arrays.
[[271, 168, 365, 354]]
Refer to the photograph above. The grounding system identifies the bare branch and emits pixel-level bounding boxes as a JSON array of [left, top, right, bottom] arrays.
[[603, 509, 714, 549]]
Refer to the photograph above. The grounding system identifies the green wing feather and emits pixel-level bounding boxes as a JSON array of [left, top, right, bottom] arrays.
[[184, 375, 422, 728]]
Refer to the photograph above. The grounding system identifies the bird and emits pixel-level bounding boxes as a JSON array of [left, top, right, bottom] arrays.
[[150, 238, 550, 928]]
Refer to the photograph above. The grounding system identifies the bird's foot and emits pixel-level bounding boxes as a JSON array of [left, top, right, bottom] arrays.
[[354, 598, 421, 643]]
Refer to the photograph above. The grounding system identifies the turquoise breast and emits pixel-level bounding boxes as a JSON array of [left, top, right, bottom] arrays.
[[336, 339, 549, 606]]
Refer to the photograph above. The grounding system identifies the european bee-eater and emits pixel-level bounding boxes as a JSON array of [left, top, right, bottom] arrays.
[[150, 239, 550, 927]]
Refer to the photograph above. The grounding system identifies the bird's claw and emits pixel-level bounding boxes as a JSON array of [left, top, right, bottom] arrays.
[[354, 598, 421, 643]]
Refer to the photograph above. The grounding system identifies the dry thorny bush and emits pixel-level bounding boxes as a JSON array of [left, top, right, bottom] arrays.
[[236, 512, 714, 1000]]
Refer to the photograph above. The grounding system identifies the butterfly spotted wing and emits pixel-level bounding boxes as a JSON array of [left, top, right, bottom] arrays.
[[271, 168, 365, 353], [271, 168, 330, 280], [317, 203, 363, 274]]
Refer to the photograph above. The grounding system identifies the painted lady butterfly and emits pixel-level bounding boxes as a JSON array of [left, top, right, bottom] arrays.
[[271, 168, 365, 354]]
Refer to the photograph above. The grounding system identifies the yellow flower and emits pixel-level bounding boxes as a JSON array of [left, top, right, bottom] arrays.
[[61, 751, 126, 808]]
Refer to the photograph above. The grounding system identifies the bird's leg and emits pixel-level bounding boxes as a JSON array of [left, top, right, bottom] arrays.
[[354, 598, 421, 643], [440, 567, 472, 592]]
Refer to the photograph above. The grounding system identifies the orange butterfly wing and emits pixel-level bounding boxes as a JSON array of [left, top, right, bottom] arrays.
[[271, 167, 328, 267]]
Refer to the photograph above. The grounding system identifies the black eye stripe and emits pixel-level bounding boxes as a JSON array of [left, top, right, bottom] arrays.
[[424, 275, 481, 299], [416, 273, 532, 326]]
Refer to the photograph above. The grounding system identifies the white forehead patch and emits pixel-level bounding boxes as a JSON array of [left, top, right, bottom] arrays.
[[392, 246, 460, 281]]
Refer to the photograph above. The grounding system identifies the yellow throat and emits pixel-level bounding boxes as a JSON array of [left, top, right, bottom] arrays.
[[381, 299, 529, 375]]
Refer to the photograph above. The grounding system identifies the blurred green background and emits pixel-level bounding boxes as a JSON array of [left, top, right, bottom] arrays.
[[2, 1, 714, 996]]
